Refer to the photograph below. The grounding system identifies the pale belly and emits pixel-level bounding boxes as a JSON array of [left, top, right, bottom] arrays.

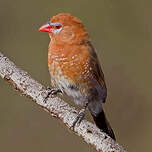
[[50, 72, 87, 106]]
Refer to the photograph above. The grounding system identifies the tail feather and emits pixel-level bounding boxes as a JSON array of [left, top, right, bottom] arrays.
[[91, 109, 116, 140]]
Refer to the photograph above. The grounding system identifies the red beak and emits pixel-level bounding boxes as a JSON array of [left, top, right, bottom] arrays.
[[39, 22, 52, 33]]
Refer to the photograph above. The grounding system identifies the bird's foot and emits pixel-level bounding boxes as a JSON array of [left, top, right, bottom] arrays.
[[44, 86, 62, 103], [70, 108, 86, 129]]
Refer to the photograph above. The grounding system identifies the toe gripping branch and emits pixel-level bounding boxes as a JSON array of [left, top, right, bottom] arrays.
[[70, 102, 89, 129], [44, 86, 62, 103]]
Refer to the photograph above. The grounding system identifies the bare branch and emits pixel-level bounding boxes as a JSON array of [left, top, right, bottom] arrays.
[[0, 52, 126, 152]]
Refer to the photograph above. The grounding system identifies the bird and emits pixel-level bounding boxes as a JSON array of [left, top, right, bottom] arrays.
[[39, 13, 116, 140]]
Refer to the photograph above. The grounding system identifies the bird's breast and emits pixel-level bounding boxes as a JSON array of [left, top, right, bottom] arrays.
[[47, 49, 93, 105], [48, 49, 92, 85], [48, 53, 89, 105]]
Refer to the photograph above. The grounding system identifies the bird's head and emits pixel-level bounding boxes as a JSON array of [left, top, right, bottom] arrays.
[[39, 13, 89, 44]]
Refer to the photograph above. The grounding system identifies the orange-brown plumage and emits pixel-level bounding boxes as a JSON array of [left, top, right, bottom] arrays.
[[39, 13, 115, 140]]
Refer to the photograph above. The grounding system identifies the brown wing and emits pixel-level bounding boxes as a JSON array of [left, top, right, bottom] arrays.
[[87, 42, 106, 86], [88, 43, 107, 102]]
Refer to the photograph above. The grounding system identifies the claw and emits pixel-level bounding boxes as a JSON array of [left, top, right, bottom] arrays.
[[70, 110, 85, 129], [44, 87, 62, 103], [70, 103, 88, 129]]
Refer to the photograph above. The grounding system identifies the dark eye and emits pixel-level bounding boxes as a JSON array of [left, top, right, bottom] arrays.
[[55, 25, 61, 29]]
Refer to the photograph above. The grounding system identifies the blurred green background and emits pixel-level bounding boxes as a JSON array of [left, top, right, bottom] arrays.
[[0, 0, 152, 151]]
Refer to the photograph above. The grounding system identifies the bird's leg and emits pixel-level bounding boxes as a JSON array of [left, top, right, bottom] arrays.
[[70, 102, 88, 129], [44, 86, 62, 103]]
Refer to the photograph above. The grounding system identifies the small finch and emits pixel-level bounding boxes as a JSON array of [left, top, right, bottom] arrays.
[[39, 13, 115, 140]]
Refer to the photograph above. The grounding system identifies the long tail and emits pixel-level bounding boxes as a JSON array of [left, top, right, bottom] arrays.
[[89, 106, 116, 140]]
